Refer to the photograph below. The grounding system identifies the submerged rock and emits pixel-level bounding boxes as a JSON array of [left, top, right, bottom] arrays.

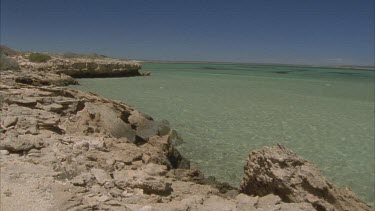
[[240, 144, 372, 211], [141, 71, 151, 76]]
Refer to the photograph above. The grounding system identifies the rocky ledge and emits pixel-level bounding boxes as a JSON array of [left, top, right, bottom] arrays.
[[240, 145, 372, 211], [1, 46, 145, 78], [0, 71, 373, 210]]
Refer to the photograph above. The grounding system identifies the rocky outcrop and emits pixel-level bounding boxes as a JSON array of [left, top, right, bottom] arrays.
[[13, 53, 143, 78], [1, 45, 145, 78], [240, 145, 373, 211], [1, 69, 78, 87], [55, 59, 142, 78]]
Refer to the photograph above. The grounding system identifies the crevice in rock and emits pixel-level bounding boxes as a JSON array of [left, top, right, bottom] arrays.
[[134, 135, 147, 146], [73, 100, 85, 114], [2, 145, 44, 155], [40, 125, 65, 135], [130, 124, 137, 130], [167, 148, 190, 169], [39, 88, 76, 98], [119, 111, 131, 124]]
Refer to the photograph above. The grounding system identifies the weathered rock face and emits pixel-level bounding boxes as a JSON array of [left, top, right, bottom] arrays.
[[13, 54, 143, 78], [240, 145, 373, 211], [1, 45, 143, 78], [58, 61, 142, 78], [1, 68, 78, 87]]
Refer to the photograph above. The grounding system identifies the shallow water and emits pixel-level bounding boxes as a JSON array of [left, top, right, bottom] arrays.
[[75, 63, 375, 205]]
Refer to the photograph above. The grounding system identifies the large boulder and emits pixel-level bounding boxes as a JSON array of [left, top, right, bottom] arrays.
[[240, 145, 372, 211]]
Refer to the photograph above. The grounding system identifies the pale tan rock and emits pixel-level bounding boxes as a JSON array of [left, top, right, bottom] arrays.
[[235, 193, 258, 210], [2, 116, 18, 128], [140, 163, 168, 176], [90, 168, 112, 185], [240, 145, 372, 211], [256, 194, 282, 208], [71, 172, 94, 186], [0, 149, 10, 155], [113, 169, 173, 195], [197, 195, 237, 211]]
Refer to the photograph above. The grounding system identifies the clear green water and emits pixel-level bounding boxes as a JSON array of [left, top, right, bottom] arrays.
[[75, 63, 375, 205]]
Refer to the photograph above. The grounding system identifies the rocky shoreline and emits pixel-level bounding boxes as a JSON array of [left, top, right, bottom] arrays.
[[0, 48, 373, 211], [1, 46, 147, 79]]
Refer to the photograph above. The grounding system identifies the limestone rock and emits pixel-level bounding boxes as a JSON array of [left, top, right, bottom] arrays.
[[71, 173, 94, 186], [141, 71, 151, 76], [90, 168, 112, 185], [235, 193, 258, 210], [240, 145, 372, 211], [2, 116, 18, 128], [113, 169, 173, 196], [256, 194, 282, 208], [15, 52, 143, 78], [197, 195, 237, 211], [0, 149, 10, 155]]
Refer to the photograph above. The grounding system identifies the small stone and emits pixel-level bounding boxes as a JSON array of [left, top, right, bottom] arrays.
[[90, 168, 112, 185], [10, 98, 37, 106], [223, 189, 239, 198], [74, 141, 89, 151], [71, 173, 93, 186], [46, 103, 64, 112], [27, 124, 39, 135], [199, 195, 237, 210], [27, 148, 41, 157], [257, 194, 282, 208], [140, 163, 168, 176], [0, 150, 10, 155], [95, 194, 111, 202], [28, 148, 40, 153], [105, 199, 121, 206], [122, 190, 133, 197], [2, 116, 18, 128], [89, 138, 106, 151], [235, 194, 258, 210]]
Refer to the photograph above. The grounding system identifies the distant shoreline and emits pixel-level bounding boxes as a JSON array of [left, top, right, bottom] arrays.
[[140, 60, 375, 71]]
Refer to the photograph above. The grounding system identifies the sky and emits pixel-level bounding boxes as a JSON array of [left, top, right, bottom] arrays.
[[1, 0, 374, 66]]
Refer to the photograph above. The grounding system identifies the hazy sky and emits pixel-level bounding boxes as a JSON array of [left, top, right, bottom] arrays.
[[1, 0, 374, 65]]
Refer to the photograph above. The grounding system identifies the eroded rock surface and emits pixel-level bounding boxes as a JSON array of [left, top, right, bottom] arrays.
[[1, 46, 145, 80], [12, 53, 142, 78], [240, 145, 373, 211]]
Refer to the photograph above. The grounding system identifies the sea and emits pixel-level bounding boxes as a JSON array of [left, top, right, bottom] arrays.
[[75, 62, 375, 205]]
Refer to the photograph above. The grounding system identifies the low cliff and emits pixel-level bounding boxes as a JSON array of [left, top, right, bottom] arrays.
[[17, 55, 143, 78], [56, 60, 142, 78], [1, 46, 144, 78]]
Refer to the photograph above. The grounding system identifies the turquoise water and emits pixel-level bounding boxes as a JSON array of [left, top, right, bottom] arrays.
[[75, 63, 375, 205]]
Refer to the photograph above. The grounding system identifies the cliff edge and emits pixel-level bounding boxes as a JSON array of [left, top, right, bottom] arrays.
[[1, 46, 144, 78]]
